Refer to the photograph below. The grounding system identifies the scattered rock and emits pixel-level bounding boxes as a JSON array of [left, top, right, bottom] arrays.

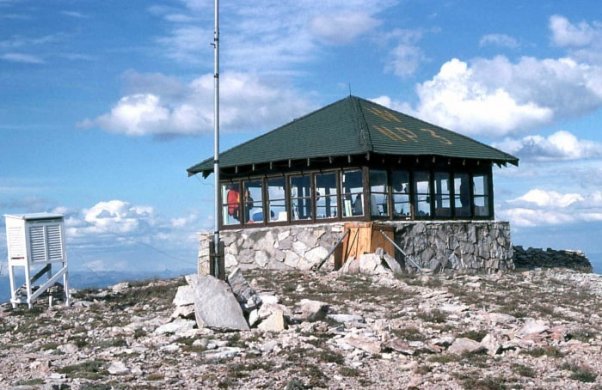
[[295, 299, 329, 322], [193, 275, 250, 331], [339, 335, 381, 354], [228, 267, 262, 312], [108, 361, 129, 375], [154, 319, 196, 335], [258, 310, 287, 332], [517, 319, 549, 337], [480, 333, 504, 355], [327, 313, 365, 324], [111, 282, 130, 294], [173, 285, 195, 307], [447, 337, 484, 355]]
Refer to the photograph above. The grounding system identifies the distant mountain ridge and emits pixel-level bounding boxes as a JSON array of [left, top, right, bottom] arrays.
[[0, 268, 195, 304]]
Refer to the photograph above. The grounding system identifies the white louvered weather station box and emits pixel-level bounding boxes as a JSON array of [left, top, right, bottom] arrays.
[[5, 213, 70, 308]]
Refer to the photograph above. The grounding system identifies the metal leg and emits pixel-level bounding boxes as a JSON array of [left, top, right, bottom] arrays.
[[8, 264, 17, 309], [24, 264, 32, 309], [63, 264, 70, 306]]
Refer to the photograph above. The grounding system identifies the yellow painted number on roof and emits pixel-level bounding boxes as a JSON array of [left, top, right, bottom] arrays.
[[373, 125, 418, 143], [367, 107, 402, 123], [420, 128, 452, 145]]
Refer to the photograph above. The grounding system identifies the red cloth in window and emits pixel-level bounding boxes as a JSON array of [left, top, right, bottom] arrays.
[[227, 189, 240, 218]]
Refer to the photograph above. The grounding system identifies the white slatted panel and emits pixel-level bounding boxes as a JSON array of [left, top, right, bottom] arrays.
[[46, 224, 64, 261], [29, 225, 47, 262]]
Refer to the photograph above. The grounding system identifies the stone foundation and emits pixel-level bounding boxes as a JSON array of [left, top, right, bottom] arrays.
[[392, 221, 514, 272], [197, 221, 514, 274]]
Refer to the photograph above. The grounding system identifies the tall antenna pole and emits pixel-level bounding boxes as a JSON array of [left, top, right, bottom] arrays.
[[212, 0, 221, 278]]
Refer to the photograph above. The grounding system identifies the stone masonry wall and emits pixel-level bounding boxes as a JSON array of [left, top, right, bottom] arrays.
[[198, 223, 345, 275], [391, 221, 514, 272], [198, 221, 514, 275]]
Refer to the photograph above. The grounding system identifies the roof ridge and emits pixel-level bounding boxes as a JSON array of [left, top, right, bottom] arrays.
[[348, 96, 373, 153]]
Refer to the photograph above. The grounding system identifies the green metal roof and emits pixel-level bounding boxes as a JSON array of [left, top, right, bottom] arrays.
[[187, 95, 518, 176]]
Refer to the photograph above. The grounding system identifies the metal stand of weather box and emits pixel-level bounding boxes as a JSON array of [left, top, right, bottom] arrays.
[[4, 213, 70, 309]]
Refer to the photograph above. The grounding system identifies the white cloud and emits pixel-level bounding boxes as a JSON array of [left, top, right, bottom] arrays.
[[310, 11, 380, 44], [60, 11, 87, 19], [510, 189, 584, 208], [495, 130, 602, 161], [375, 15, 602, 138], [500, 188, 602, 227], [479, 33, 519, 49], [379, 53, 602, 137], [156, 26, 210, 65], [411, 58, 553, 136], [63, 199, 202, 247], [0, 52, 44, 64], [549, 15, 600, 48], [66, 200, 155, 237], [384, 29, 425, 78], [154, 0, 395, 71], [80, 71, 313, 136], [549, 15, 602, 65]]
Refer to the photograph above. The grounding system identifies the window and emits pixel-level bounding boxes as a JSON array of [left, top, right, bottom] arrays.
[[341, 170, 364, 217], [221, 182, 241, 226], [473, 174, 490, 217], [454, 173, 471, 218], [290, 175, 312, 221], [315, 172, 338, 219], [392, 170, 410, 218], [434, 172, 451, 218], [369, 169, 389, 217], [243, 180, 264, 224], [267, 177, 287, 222], [413, 171, 431, 217]]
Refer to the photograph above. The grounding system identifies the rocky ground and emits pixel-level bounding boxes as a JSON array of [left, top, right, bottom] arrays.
[[0, 267, 601, 389]]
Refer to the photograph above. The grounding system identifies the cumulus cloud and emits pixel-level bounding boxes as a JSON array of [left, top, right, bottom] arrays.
[[510, 189, 584, 208], [79, 71, 314, 136], [500, 189, 602, 227], [375, 15, 602, 138], [65, 200, 155, 238], [62, 199, 202, 248], [379, 53, 602, 137], [495, 131, 602, 161], [549, 15, 601, 48], [479, 33, 519, 49], [412, 58, 553, 136]]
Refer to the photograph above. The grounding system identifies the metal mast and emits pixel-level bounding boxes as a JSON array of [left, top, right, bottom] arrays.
[[212, 0, 221, 278]]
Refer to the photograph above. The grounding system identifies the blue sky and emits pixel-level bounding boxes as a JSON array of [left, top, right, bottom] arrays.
[[1, 0, 602, 274]]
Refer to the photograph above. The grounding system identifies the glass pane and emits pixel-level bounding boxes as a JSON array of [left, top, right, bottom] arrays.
[[413, 171, 431, 217], [243, 180, 263, 224], [342, 170, 364, 217], [473, 174, 490, 217], [454, 173, 471, 217], [392, 170, 410, 218], [369, 170, 388, 217], [473, 174, 489, 196], [222, 183, 241, 225], [315, 173, 338, 219], [267, 177, 287, 222], [290, 175, 312, 221], [434, 172, 451, 217]]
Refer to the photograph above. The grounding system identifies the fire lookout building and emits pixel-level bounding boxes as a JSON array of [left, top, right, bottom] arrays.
[[187, 96, 519, 273]]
